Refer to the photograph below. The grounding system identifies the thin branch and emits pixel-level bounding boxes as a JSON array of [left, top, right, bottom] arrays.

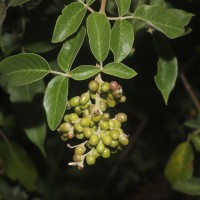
[[179, 71, 200, 112], [50, 70, 69, 77], [79, 1, 94, 13], [107, 16, 134, 21], [100, 0, 107, 13]]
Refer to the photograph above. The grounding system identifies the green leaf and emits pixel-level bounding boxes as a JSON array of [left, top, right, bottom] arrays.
[[133, 0, 147, 11], [150, 0, 170, 7], [24, 40, 56, 54], [153, 36, 178, 105], [86, 12, 111, 62], [103, 62, 137, 79], [43, 76, 69, 131], [69, 65, 100, 80], [86, 0, 95, 6], [0, 53, 51, 86], [133, 5, 185, 39], [165, 142, 194, 185], [0, 141, 38, 191], [173, 178, 200, 195], [184, 116, 200, 129], [8, 80, 46, 157], [57, 27, 86, 72], [110, 20, 134, 62], [190, 134, 200, 152], [7, 0, 31, 7], [52, 2, 87, 43], [115, 0, 131, 16], [169, 9, 194, 27]]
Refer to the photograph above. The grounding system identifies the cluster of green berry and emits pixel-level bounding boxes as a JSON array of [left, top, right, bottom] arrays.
[[58, 78, 129, 169]]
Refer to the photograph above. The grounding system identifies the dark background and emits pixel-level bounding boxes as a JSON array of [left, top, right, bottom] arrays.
[[0, 0, 200, 199]]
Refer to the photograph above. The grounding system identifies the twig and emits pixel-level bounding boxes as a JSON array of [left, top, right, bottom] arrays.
[[179, 71, 200, 112], [99, 0, 107, 13]]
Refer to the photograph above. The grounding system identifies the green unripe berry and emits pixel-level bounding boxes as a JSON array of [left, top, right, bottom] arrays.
[[109, 120, 115, 129], [89, 80, 99, 92], [86, 142, 93, 149], [92, 114, 101, 123], [101, 148, 111, 158], [92, 125, 98, 131], [88, 104, 96, 114], [119, 95, 126, 103], [63, 114, 70, 123], [80, 117, 91, 127], [73, 154, 83, 162], [58, 122, 71, 132], [112, 89, 123, 99], [69, 96, 80, 107], [74, 106, 82, 115], [86, 154, 96, 165], [115, 113, 127, 123], [80, 93, 90, 105], [101, 113, 110, 122], [60, 135, 68, 141], [69, 113, 79, 123], [116, 128, 123, 133], [80, 102, 90, 110], [96, 142, 105, 154], [89, 91, 96, 99], [83, 127, 93, 138], [110, 81, 119, 91], [110, 140, 119, 148], [108, 92, 115, 100], [101, 82, 110, 93], [74, 123, 83, 133], [76, 133, 84, 139], [75, 146, 86, 155], [100, 101, 107, 112], [102, 135, 112, 146], [92, 149, 100, 158], [119, 135, 129, 146], [113, 119, 121, 128], [107, 98, 116, 108], [110, 129, 120, 140], [99, 121, 109, 131], [89, 134, 100, 146]]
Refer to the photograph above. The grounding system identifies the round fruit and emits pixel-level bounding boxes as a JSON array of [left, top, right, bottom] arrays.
[[92, 114, 101, 123], [110, 140, 119, 148], [58, 122, 71, 132], [109, 81, 118, 91], [88, 104, 96, 114], [115, 113, 127, 123], [88, 80, 99, 92], [63, 114, 70, 123], [73, 154, 82, 162], [80, 117, 91, 127], [110, 129, 120, 140], [74, 106, 82, 115], [113, 119, 121, 128], [101, 113, 110, 122], [69, 113, 79, 123], [83, 127, 93, 138], [80, 93, 90, 105], [102, 135, 112, 146], [112, 89, 122, 99], [86, 154, 96, 165], [75, 146, 86, 155], [92, 149, 100, 158], [107, 98, 116, 108], [119, 95, 126, 103], [79, 102, 89, 110], [96, 142, 105, 154], [69, 96, 80, 107], [108, 120, 115, 129], [101, 148, 111, 158], [89, 134, 100, 146], [100, 101, 107, 112], [74, 123, 83, 133], [99, 121, 109, 130], [101, 82, 110, 92], [119, 135, 129, 146], [76, 133, 84, 139]]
